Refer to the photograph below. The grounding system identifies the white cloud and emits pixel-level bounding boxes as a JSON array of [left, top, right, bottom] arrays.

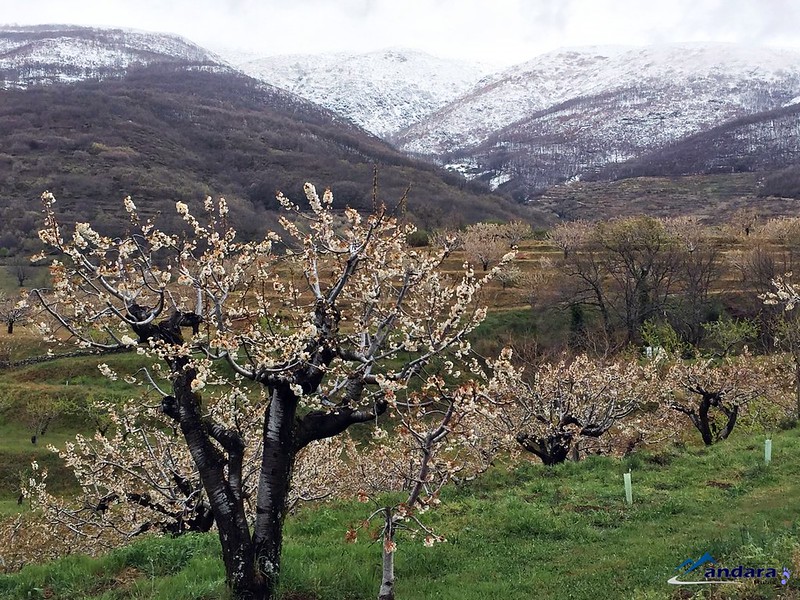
[[2, 0, 798, 66]]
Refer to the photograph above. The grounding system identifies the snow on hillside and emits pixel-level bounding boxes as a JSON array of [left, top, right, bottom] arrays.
[[0, 25, 223, 88], [5, 28, 799, 197], [397, 43, 800, 156], [224, 48, 492, 136]]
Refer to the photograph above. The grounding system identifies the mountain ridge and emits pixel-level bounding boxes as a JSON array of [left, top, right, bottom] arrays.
[[397, 42, 800, 154], [225, 47, 493, 136], [0, 24, 227, 88], [4, 24, 800, 215], [392, 42, 800, 198]]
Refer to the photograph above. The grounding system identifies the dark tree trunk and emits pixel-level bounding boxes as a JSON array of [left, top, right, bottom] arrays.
[[689, 393, 737, 446], [140, 312, 264, 599], [568, 441, 580, 462], [6, 320, 12, 335], [170, 363, 263, 599], [516, 432, 572, 465], [717, 404, 738, 442], [694, 397, 715, 446], [252, 385, 299, 599]]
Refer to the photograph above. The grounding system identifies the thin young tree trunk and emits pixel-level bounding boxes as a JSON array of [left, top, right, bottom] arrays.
[[794, 360, 800, 421], [378, 508, 395, 600]]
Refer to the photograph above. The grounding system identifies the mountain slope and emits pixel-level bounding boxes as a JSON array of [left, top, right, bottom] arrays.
[[228, 48, 491, 136], [395, 43, 800, 198], [0, 65, 524, 253], [0, 25, 226, 88], [593, 102, 800, 180]]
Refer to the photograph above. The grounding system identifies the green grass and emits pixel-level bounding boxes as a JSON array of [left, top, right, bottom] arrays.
[[0, 264, 50, 295], [469, 307, 537, 355], [2, 429, 800, 599], [0, 345, 159, 503]]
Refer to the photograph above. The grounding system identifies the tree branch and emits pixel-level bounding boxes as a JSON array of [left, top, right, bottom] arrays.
[[293, 400, 388, 452]]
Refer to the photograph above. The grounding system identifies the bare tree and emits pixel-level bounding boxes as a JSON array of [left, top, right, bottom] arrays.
[[0, 292, 29, 335], [598, 217, 680, 343], [9, 260, 32, 287], [764, 275, 800, 421], [663, 217, 722, 346], [771, 312, 800, 422], [553, 217, 680, 345]]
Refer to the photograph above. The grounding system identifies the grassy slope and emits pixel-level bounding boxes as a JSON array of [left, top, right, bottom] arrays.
[[0, 342, 155, 505], [2, 427, 800, 600], [534, 173, 800, 223], [0, 237, 798, 598]]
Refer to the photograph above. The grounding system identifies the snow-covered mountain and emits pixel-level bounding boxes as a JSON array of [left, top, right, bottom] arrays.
[[394, 43, 800, 196], [398, 44, 800, 155], [225, 48, 492, 136], [0, 25, 520, 233], [0, 25, 225, 88], [602, 101, 800, 180], [6, 27, 800, 202]]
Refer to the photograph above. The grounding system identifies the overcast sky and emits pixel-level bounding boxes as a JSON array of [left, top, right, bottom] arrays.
[[2, 0, 799, 66]]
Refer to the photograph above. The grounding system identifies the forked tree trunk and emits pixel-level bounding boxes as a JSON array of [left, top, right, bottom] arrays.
[[516, 432, 572, 465], [181, 374, 370, 599], [156, 310, 374, 599], [691, 394, 738, 446]]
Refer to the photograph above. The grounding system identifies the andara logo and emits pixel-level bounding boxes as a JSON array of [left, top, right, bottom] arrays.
[[668, 551, 790, 586]]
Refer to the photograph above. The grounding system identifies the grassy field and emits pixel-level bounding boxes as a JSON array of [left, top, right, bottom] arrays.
[[0, 228, 798, 599], [1, 426, 800, 599], [0, 339, 158, 506]]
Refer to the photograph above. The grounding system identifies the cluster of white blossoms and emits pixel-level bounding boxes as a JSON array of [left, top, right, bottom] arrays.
[[123, 195, 137, 214], [97, 363, 118, 381], [762, 274, 799, 311], [26, 184, 526, 583]]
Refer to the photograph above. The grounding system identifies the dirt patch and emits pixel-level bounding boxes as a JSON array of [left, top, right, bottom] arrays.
[[86, 566, 145, 596], [114, 566, 144, 586], [706, 480, 734, 489], [567, 504, 605, 513], [281, 593, 321, 600]]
